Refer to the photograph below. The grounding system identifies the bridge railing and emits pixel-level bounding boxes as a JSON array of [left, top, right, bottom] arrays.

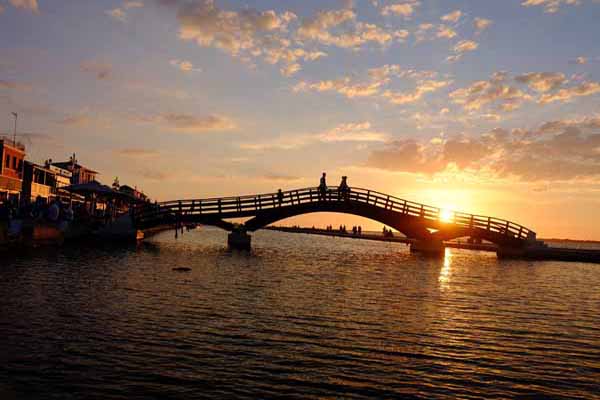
[[133, 186, 534, 240]]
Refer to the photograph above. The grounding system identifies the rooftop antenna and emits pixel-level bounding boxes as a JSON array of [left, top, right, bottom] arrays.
[[11, 112, 17, 146]]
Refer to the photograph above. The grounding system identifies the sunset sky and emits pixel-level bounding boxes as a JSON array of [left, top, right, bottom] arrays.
[[2, 0, 600, 238]]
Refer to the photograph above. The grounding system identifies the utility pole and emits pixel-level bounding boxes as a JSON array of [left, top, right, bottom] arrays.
[[11, 112, 18, 146]]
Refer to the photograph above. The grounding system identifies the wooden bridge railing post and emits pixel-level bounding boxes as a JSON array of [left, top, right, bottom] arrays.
[[402, 200, 407, 214], [487, 216, 491, 231], [518, 226, 523, 238], [191, 200, 195, 214], [385, 196, 389, 210], [218, 198, 222, 214], [420, 204, 424, 218], [366, 190, 370, 204]]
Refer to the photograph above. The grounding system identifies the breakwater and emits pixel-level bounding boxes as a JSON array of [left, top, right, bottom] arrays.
[[266, 226, 600, 263]]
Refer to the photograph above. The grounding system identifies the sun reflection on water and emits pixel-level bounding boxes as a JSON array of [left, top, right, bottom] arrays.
[[439, 247, 452, 290]]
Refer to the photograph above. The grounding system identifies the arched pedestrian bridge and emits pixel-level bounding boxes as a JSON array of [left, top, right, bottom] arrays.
[[133, 186, 537, 255]]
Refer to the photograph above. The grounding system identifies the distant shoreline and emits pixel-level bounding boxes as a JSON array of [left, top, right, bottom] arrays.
[[540, 238, 600, 244]]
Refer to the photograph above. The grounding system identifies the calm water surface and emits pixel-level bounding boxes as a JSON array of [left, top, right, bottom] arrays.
[[1, 228, 599, 399]]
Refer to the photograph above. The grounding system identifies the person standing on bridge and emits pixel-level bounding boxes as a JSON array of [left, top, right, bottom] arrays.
[[319, 172, 327, 201], [277, 189, 284, 206], [338, 176, 350, 201]]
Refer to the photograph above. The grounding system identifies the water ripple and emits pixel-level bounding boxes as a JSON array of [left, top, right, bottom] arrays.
[[1, 227, 599, 399]]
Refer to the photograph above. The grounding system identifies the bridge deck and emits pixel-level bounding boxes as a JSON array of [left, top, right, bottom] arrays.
[[134, 187, 536, 243]]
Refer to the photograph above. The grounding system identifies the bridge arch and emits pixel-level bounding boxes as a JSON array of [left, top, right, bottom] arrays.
[[243, 201, 431, 239], [133, 186, 535, 249]]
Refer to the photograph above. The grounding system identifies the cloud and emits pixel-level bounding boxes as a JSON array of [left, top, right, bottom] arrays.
[[538, 81, 600, 103], [146, 114, 236, 133], [241, 121, 388, 151], [124, 1, 144, 8], [446, 40, 479, 62], [294, 64, 441, 102], [57, 115, 92, 127], [0, 5, 4, 13], [368, 64, 437, 82], [366, 139, 443, 174], [173, 0, 329, 75], [169, 59, 201, 72], [106, 8, 127, 21], [177, 0, 296, 54], [106, 1, 144, 22], [55, 113, 111, 128], [383, 79, 453, 105], [318, 122, 389, 142], [451, 71, 600, 112], [436, 25, 457, 39], [474, 17, 493, 33], [297, 8, 355, 40], [415, 23, 460, 42], [515, 72, 567, 92], [0, 80, 32, 91], [380, 1, 420, 18], [80, 61, 112, 80], [297, 8, 407, 48], [137, 168, 172, 181], [262, 173, 301, 182], [440, 10, 462, 23], [521, 0, 583, 13], [450, 72, 532, 112], [293, 77, 383, 98], [166, 1, 405, 75], [366, 116, 600, 182], [263, 47, 327, 76], [8, 0, 38, 13], [117, 148, 159, 158]]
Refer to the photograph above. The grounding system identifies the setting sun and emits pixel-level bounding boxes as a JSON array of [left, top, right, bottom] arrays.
[[439, 208, 455, 223]]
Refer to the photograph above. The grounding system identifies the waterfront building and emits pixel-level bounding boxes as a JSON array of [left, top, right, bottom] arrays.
[[45, 160, 79, 203], [50, 155, 98, 185], [46, 161, 72, 189], [120, 185, 148, 202], [22, 161, 57, 204], [0, 137, 26, 203]]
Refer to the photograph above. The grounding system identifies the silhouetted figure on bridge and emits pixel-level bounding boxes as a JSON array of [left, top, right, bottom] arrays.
[[338, 176, 350, 201], [277, 189, 283, 206], [358, 226, 362, 235], [319, 172, 327, 200]]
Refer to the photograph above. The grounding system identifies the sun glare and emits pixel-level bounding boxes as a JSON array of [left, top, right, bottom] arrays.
[[439, 208, 455, 223]]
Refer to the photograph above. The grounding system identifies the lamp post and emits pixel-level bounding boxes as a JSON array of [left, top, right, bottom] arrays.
[[11, 112, 18, 146]]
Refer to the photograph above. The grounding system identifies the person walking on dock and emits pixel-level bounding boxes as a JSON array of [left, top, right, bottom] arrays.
[[319, 172, 327, 201]]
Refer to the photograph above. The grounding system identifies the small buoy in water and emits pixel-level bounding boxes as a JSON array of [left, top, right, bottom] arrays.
[[172, 267, 192, 272]]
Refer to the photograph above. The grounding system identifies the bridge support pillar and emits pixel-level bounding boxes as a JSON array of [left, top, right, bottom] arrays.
[[410, 239, 445, 256], [228, 229, 252, 251]]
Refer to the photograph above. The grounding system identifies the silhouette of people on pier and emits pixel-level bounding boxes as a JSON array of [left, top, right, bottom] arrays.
[[277, 189, 283, 206]]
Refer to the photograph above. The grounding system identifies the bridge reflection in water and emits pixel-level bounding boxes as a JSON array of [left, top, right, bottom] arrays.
[[134, 186, 538, 256]]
